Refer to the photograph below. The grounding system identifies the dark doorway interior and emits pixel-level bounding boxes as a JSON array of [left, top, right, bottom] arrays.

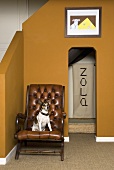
[[68, 47, 96, 132]]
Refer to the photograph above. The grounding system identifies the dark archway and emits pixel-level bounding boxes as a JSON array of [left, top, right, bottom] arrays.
[[68, 47, 96, 133], [68, 47, 96, 66]]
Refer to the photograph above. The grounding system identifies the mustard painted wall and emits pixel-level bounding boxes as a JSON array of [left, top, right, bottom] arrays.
[[0, 74, 5, 157], [23, 0, 114, 137], [0, 32, 24, 157]]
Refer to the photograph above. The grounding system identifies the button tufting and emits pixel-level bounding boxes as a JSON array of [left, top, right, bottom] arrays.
[[33, 93, 37, 98], [51, 99, 55, 104], [44, 88, 47, 92], [48, 93, 51, 98], [33, 105, 36, 110], [41, 94, 44, 98], [37, 87, 41, 92], [52, 88, 55, 92], [35, 99, 39, 104], [55, 94, 58, 98]]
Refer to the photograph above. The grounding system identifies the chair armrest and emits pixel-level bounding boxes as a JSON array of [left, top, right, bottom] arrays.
[[15, 113, 26, 133], [16, 113, 26, 119]]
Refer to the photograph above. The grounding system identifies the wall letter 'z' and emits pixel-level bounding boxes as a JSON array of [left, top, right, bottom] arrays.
[[80, 68, 87, 76]]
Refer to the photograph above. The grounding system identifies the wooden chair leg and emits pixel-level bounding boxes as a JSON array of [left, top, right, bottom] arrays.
[[15, 141, 21, 160], [61, 141, 64, 161]]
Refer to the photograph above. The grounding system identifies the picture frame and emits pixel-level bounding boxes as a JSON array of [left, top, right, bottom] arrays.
[[65, 7, 102, 38]]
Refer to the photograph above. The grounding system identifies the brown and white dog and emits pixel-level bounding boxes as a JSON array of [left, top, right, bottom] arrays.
[[32, 100, 52, 131]]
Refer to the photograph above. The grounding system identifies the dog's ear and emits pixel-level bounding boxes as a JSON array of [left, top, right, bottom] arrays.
[[37, 99, 42, 105]]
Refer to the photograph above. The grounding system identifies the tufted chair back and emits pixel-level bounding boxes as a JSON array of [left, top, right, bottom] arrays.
[[25, 84, 64, 131]]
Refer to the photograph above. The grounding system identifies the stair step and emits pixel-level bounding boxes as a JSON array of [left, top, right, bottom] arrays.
[[69, 123, 96, 133]]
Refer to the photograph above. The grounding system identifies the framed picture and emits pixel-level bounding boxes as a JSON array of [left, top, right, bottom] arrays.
[[65, 7, 102, 38]]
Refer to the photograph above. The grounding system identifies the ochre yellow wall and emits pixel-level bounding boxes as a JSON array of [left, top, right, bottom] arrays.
[[0, 74, 5, 157], [0, 32, 24, 157], [23, 0, 114, 137]]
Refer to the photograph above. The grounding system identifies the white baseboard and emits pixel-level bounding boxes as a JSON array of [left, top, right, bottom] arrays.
[[0, 145, 16, 165], [95, 136, 114, 142], [64, 136, 69, 142]]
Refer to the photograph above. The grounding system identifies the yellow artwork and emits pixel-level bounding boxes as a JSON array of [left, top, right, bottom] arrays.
[[78, 18, 96, 30]]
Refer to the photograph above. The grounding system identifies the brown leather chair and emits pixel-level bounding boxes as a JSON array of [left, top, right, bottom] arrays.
[[14, 84, 66, 161]]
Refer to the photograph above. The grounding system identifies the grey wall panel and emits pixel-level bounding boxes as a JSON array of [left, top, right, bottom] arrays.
[[0, 0, 48, 62]]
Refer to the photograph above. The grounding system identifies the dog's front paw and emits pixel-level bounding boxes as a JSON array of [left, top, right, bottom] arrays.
[[32, 128, 35, 131]]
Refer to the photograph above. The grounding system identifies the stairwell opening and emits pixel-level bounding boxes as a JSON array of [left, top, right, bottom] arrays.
[[68, 47, 96, 133]]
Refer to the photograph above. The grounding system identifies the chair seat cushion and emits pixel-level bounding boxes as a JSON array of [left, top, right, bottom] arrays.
[[15, 130, 63, 140]]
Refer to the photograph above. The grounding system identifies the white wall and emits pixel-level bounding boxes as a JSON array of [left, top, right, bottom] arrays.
[[0, 0, 48, 62]]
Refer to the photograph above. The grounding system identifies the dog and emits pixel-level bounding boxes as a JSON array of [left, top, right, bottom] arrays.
[[32, 100, 52, 131], [70, 19, 80, 29]]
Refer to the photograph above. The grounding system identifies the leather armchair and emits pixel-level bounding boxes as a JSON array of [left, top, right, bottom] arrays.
[[14, 84, 66, 161]]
